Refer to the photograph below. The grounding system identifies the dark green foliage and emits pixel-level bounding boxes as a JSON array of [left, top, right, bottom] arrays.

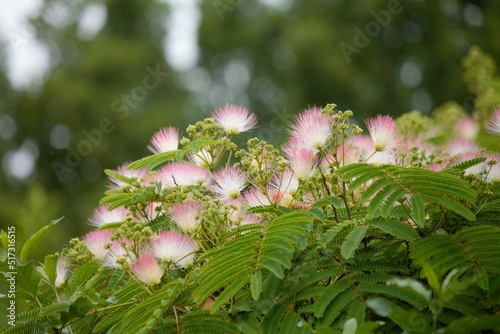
[[5, 167, 500, 333], [193, 211, 311, 310]]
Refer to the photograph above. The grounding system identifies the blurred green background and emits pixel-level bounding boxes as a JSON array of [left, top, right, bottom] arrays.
[[1, 0, 499, 261]]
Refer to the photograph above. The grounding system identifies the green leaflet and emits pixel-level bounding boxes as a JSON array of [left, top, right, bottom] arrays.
[[340, 225, 368, 259], [314, 278, 351, 318], [370, 218, 419, 242], [20, 217, 63, 264], [261, 305, 287, 333], [410, 194, 426, 227], [250, 271, 262, 300], [445, 315, 500, 333], [127, 150, 179, 170], [337, 163, 477, 221], [445, 156, 487, 172], [179, 311, 240, 334], [410, 225, 500, 277]]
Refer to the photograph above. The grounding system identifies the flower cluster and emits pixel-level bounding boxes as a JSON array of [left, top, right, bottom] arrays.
[[60, 103, 499, 287]]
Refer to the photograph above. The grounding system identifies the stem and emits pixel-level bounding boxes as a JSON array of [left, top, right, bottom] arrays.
[[173, 306, 180, 334], [319, 169, 339, 224], [342, 182, 351, 220]]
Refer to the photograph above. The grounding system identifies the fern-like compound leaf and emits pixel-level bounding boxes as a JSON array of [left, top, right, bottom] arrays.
[[341, 225, 368, 259]]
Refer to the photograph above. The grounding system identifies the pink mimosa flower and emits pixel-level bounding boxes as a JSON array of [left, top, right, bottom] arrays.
[[457, 117, 479, 140], [83, 230, 114, 260], [225, 198, 243, 222], [454, 152, 486, 177], [350, 135, 397, 165], [147, 127, 180, 154], [88, 204, 130, 227], [365, 115, 400, 151], [169, 200, 201, 231], [290, 107, 333, 151], [210, 167, 247, 199], [240, 213, 263, 226], [212, 105, 257, 135], [55, 255, 68, 288], [188, 147, 214, 168], [150, 231, 197, 267], [103, 240, 134, 268], [271, 169, 299, 194], [447, 139, 480, 156], [485, 109, 500, 135], [131, 253, 164, 286], [156, 162, 211, 187], [486, 153, 500, 183], [271, 192, 294, 207], [427, 162, 449, 172], [282, 143, 318, 179], [243, 187, 271, 208], [335, 145, 357, 167], [138, 202, 164, 222]]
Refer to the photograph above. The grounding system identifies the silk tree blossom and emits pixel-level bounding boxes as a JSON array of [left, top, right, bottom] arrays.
[[147, 127, 180, 154], [328, 145, 357, 168], [131, 253, 164, 286], [485, 153, 500, 183], [168, 200, 201, 231], [427, 162, 449, 172], [336, 145, 357, 167], [401, 139, 436, 163], [156, 162, 211, 187], [271, 169, 299, 194], [290, 107, 333, 151], [55, 255, 69, 288], [138, 202, 164, 222], [365, 115, 400, 151], [367, 150, 398, 165], [282, 143, 318, 179], [485, 109, 500, 135], [103, 240, 134, 268], [454, 152, 487, 177], [212, 104, 257, 135], [351, 135, 397, 165], [225, 198, 243, 222], [88, 204, 130, 227], [188, 147, 214, 168], [457, 117, 479, 140], [107, 162, 148, 189], [456, 152, 500, 183], [244, 187, 272, 208], [83, 230, 114, 260], [240, 213, 263, 226], [349, 135, 372, 160], [271, 191, 295, 207], [210, 167, 247, 199], [150, 231, 197, 267], [446, 139, 481, 156]]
